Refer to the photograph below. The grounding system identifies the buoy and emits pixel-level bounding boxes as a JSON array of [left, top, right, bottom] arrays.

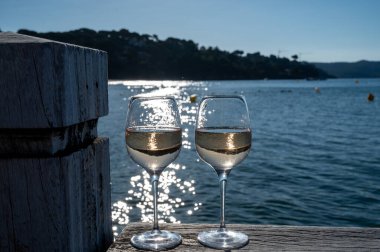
[[190, 94, 197, 103], [368, 93, 375, 101]]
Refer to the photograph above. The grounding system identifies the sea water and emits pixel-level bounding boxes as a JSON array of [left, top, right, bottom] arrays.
[[98, 79, 380, 236]]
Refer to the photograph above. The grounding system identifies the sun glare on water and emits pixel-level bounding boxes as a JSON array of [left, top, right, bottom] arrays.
[[111, 80, 208, 236]]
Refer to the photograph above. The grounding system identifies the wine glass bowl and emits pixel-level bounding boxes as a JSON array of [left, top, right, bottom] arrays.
[[125, 126, 182, 175], [195, 95, 251, 250], [195, 127, 251, 175], [125, 96, 182, 251]]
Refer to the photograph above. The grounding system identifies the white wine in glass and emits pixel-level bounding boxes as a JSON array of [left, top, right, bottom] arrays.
[[125, 127, 182, 175], [125, 96, 182, 251], [195, 95, 252, 250]]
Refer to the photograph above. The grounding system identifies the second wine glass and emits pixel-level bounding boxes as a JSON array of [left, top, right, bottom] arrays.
[[195, 95, 252, 250], [125, 96, 182, 251]]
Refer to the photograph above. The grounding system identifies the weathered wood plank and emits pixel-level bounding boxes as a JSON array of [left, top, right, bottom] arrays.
[[108, 223, 380, 251], [0, 32, 111, 251], [0, 137, 113, 252], [0, 32, 108, 128]]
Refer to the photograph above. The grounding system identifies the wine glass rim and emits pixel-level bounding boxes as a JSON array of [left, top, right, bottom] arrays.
[[126, 94, 182, 128], [199, 95, 247, 103], [129, 95, 177, 101], [128, 95, 178, 107], [196, 94, 251, 129]]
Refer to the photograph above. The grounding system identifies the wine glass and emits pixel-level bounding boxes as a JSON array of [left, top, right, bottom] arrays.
[[195, 95, 252, 250], [125, 96, 182, 251]]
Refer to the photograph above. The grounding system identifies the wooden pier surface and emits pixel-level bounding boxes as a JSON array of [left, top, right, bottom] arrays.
[[108, 223, 380, 251]]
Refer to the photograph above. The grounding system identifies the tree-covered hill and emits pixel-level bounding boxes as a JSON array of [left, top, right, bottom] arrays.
[[314, 61, 380, 78], [18, 28, 332, 80]]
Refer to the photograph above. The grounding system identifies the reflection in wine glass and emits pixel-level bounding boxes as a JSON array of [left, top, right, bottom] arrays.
[[195, 95, 252, 250], [125, 96, 182, 251]]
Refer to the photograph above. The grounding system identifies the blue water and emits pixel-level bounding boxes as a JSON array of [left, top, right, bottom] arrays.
[[98, 79, 380, 236]]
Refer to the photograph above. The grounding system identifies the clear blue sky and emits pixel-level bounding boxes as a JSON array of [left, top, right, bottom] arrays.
[[1, 0, 379, 62]]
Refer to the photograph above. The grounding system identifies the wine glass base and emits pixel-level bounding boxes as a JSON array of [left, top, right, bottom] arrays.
[[197, 228, 249, 250], [130, 230, 182, 251]]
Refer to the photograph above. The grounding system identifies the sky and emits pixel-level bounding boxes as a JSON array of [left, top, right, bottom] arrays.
[[1, 0, 379, 62]]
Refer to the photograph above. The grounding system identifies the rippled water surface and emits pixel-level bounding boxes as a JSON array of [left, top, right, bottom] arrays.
[[98, 79, 380, 236]]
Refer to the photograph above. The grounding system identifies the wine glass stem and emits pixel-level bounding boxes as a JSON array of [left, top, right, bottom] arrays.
[[151, 174, 160, 231], [219, 173, 228, 229]]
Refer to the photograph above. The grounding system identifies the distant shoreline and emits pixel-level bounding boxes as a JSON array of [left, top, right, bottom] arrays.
[[15, 29, 379, 79], [108, 77, 380, 82], [107, 78, 380, 86], [313, 61, 380, 78], [17, 28, 332, 80]]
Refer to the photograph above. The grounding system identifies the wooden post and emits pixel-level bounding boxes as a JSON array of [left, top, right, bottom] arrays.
[[0, 32, 112, 251]]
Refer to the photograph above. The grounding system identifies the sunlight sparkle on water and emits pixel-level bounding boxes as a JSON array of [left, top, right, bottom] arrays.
[[127, 167, 197, 223], [111, 80, 208, 236]]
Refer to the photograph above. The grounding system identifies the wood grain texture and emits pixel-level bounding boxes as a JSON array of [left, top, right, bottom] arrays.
[[0, 119, 98, 156], [0, 32, 108, 128], [108, 223, 380, 251], [0, 137, 113, 252]]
